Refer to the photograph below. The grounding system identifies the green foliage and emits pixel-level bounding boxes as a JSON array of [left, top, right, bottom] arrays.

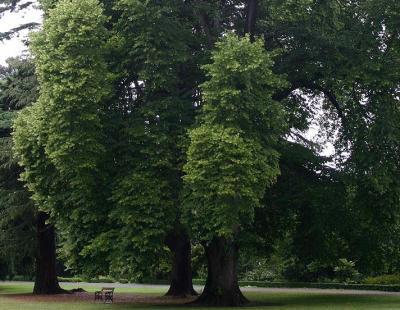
[[0, 57, 37, 281], [184, 125, 279, 240], [16, 0, 109, 208], [13, 0, 112, 276], [199, 35, 287, 143], [77, 0, 202, 279], [105, 171, 175, 277], [0, 111, 14, 132], [334, 259, 360, 283], [0, 58, 38, 110], [183, 34, 286, 242], [363, 274, 400, 285], [38, 0, 59, 13], [255, 142, 349, 282], [253, 0, 400, 277], [241, 258, 282, 282], [113, 0, 191, 91], [29, 0, 109, 192]]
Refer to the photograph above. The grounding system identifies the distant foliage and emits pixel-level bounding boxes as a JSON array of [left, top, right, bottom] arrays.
[[0, 57, 37, 280], [363, 274, 400, 285]]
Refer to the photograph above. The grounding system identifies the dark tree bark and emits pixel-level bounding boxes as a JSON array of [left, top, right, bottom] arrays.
[[245, 0, 258, 39], [165, 227, 197, 297], [33, 211, 65, 295], [193, 237, 248, 307]]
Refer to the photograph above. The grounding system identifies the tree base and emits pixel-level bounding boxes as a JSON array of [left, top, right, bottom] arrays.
[[191, 237, 248, 307], [165, 227, 197, 297], [165, 286, 198, 297], [33, 286, 69, 295], [192, 288, 248, 307], [33, 211, 65, 295]]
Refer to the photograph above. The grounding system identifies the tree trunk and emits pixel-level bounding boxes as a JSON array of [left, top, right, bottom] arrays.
[[165, 228, 197, 297], [33, 211, 65, 295], [245, 0, 258, 39], [194, 236, 248, 307]]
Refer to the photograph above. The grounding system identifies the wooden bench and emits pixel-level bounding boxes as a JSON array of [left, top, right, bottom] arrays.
[[94, 287, 115, 303]]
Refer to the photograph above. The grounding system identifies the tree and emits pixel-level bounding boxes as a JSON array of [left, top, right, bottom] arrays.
[[69, 0, 201, 295], [0, 57, 37, 280], [256, 0, 400, 276], [183, 34, 286, 306], [13, 0, 110, 294], [259, 142, 350, 281]]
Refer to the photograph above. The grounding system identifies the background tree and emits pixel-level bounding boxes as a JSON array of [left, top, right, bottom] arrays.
[[0, 56, 69, 294], [260, 143, 349, 281], [0, 57, 37, 281], [255, 0, 400, 277]]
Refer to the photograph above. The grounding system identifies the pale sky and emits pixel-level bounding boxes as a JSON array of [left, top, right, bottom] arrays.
[[0, 3, 43, 65]]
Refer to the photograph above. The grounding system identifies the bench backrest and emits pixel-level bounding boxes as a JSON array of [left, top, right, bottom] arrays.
[[101, 287, 115, 292]]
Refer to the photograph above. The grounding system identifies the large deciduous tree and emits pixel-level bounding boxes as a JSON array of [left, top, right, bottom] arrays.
[[13, 0, 110, 294], [183, 34, 286, 306], [73, 0, 201, 295]]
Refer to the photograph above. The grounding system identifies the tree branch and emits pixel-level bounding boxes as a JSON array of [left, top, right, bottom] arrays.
[[303, 82, 344, 121], [272, 80, 345, 124]]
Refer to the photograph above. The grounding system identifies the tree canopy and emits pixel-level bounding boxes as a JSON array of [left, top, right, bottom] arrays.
[[7, 0, 400, 305]]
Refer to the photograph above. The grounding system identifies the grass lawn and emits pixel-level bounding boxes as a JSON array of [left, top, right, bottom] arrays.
[[1, 283, 400, 310]]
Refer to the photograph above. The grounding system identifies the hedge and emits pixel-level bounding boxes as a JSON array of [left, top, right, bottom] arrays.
[[54, 278, 400, 292], [236, 281, 400, 292]]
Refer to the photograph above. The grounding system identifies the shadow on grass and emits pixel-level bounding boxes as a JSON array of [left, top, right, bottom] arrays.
[[156, 300, 284, 308], [2, 287, 400, 310], [247, 292, 400, 309], [155, 293, 400, 310]]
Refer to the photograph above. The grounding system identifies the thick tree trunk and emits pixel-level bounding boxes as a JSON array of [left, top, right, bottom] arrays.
[[165, 228, 197, 297], [245, 0, 258, 39], [33, 211, 65, 295], [194, 237, 248, 307]]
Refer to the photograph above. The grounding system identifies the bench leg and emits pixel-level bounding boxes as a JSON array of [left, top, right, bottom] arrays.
[[94, 291, 103, 301], [104, 292, 113, 304]]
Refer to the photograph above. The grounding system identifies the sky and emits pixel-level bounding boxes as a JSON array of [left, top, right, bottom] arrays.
[[0, 3, 43, 66]]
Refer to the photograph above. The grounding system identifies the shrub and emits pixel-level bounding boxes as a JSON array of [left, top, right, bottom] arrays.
[[242, 259, 279, 282], [12, 275, 34, 281], [363, 274, 400, 285], [58, 277, 84, 282], [334, 259, 360, 283], [89, 276, 114, 283]]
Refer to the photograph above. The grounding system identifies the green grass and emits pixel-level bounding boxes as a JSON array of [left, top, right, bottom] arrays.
[[1, 283, 400, 310]]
